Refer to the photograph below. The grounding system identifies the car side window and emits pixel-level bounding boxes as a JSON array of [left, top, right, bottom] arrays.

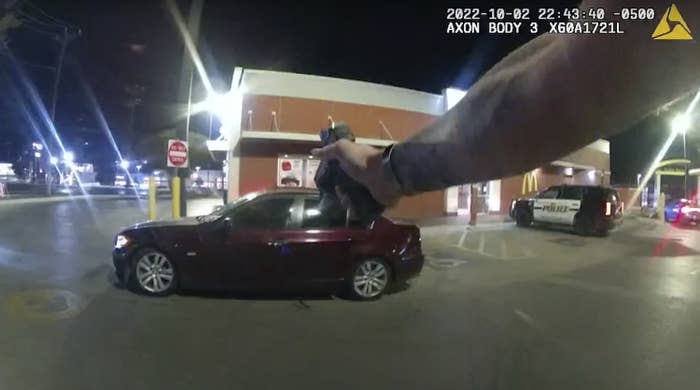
[[559, 187, 584, 200], [232, 197, 295, 230], [537, 187, 559, 199], [301, 198, 348, 229]]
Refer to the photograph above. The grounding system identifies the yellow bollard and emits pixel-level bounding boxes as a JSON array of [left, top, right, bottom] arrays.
[[148, 176, 157, 220], [172, 176, 181, 218]]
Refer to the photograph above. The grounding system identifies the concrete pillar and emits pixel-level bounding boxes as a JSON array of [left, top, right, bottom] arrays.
[[657, 192, 665, 219], [654, 173, 661, 207], [469, 184, 478, 226], [225, 67, 244, 202]]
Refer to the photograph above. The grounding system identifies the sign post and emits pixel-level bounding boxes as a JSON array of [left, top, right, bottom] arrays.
[[167, 139, 188, 218]]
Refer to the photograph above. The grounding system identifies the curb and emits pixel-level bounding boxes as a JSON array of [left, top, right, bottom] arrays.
[[0, 194, 138, 206]]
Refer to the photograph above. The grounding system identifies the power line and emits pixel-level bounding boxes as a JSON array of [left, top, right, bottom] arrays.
[[13, 19, 60, 37], [24, 1, 72, 28], [16, 10, 65, 31]]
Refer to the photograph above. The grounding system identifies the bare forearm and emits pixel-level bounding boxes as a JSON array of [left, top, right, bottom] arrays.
[[391, 1, 700, 194]]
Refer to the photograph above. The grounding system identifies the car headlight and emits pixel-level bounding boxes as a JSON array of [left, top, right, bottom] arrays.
[[114, 235, 130, 249]]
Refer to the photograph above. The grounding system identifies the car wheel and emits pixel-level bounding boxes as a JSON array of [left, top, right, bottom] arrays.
[[129, 248, 178, 296], [574, 213, 593, 236], [346, 258, 391, 301], [515, 209, 532, 227]]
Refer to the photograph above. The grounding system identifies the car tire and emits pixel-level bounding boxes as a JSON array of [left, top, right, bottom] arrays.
[[574, 213, 593, 236], [515, 209, 532, 227], [345, 258, 391, 301], [129, 248, 178, 296]]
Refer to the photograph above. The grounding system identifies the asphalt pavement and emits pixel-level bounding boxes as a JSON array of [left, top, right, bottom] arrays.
[[1, 197, 699, 390]]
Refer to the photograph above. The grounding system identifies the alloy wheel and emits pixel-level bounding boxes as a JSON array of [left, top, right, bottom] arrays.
[[135, 252, 175, 294], [353, 260, 389, 299]]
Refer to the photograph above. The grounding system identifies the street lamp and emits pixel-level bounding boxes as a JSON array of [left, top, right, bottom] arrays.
[[50, 156, 59, 165], [671, 114, 690, 135], [671, 113, 691, 197], [63, 151, 74, 163], [197, 90, 244, 127], [120, 160, 130, 170]]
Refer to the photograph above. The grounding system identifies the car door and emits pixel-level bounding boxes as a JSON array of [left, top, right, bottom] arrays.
[[555, 186, 584, 225], [219, 194, 299, 288], [280, 196, 367, 286], [533, 186, 560, 223]]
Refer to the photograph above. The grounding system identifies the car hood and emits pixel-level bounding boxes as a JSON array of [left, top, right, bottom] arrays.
[[128, 216, 202, 230]]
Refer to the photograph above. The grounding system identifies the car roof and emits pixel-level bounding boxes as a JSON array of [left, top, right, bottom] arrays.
[[250, 188, 319, 198], [550, 184, 618, 192]]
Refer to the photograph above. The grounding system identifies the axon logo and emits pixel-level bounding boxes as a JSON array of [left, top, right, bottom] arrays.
[[652, 4, 693, 40]]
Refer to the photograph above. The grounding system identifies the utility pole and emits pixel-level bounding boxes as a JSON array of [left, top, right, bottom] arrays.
[[174, 0, 204, 217], [50, 27, 79, 122]]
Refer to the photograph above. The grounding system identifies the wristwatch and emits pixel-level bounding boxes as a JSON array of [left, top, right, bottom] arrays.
[[381, 144, 403, 191]]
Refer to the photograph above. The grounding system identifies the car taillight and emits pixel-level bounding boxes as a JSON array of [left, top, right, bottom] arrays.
[[621, 201, 624, 214], [605, 201, 612, 216]]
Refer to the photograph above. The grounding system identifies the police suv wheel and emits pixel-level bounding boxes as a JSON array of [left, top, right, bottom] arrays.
[[515, 209, 532, 227], [574, 213, 593, 236]]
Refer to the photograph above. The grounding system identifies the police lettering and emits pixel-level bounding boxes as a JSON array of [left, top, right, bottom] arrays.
[[543, 204, 568, 213]]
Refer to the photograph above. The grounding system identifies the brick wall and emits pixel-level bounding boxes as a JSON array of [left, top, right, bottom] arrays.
[[242, 95, 437, 140]]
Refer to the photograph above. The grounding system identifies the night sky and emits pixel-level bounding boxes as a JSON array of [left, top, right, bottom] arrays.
[[0, 0, 697, 183]]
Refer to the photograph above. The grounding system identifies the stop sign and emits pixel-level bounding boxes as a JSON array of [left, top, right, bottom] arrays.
[[167, 139, 189, 168]]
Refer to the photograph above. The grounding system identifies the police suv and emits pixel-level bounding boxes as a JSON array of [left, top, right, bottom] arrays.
[[510, 185, 624, 236]]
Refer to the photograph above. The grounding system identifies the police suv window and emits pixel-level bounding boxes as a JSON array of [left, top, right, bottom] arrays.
[[537, 187, 559, 199], [560, 186, 584, 200]]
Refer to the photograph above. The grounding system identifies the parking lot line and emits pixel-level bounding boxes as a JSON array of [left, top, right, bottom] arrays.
[[457, 228, 468, 247]]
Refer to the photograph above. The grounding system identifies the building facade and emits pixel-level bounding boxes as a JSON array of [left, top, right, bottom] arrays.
[[208, 68, 610, 220]]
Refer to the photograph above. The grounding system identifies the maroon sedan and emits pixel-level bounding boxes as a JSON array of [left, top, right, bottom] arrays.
[[113, 189, 424, 300]]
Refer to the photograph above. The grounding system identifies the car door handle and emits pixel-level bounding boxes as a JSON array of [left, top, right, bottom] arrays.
[[267, 239, 288, 247]]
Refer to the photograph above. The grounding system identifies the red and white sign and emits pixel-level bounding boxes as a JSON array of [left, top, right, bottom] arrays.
[[277, 156, 303, 187], [167, 139, 189, 168]]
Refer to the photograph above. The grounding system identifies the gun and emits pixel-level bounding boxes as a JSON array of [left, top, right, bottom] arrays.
[[314, 123, 386, 224]]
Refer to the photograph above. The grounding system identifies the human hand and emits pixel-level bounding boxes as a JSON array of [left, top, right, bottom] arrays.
[[311, 139, 401, 206]]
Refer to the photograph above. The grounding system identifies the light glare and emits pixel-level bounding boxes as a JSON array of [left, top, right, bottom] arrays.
[[671, 114, 691, 135]]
